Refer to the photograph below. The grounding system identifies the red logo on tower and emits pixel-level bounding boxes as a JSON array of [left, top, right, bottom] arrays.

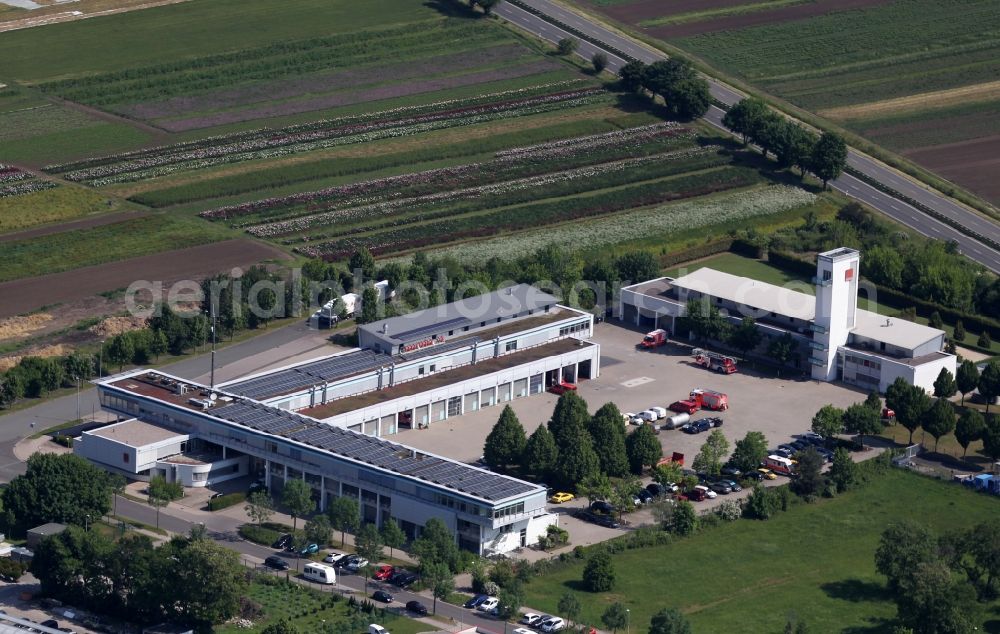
[[845, 268, 854, 281]]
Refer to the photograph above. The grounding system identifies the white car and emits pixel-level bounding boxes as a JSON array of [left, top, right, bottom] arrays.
[[513, 629, 535, 634], [694, 485, 717, 499], [541, 618, 566, 632], [521, 614, 543, 626], [478, 597, 500, 612], [347, 558, 369, 571], [323, 552, 346, 564]]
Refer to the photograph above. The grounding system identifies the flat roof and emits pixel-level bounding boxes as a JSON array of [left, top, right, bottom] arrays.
[[852, 309, 943, 350], [359, 283, 560, 346], [301, 338, 593, 418], [104, 372, 542, 504], [88, 418, 187, 445], [669, 268, 816, 321]]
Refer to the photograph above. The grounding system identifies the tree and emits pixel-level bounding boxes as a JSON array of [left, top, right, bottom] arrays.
[[782, 124, 816, 177], [894, 560, 974, 634], [828, 446, 857, 493], [722, 98, 768, 145], [615, 251, 660, 284], [521, 425, 558, 480], [348, 248, 376, 280], [558, 593, 582, 627], [106, 333, 134, 372], [495, 587, 523, 621], [953, 319, 966, 342], [745, 485, 780, 520], [625, 423, 662, 474], [766, 332, 797, 375], [167, 536, 248, 627], [380, 519, 406, 560], [282, 478, 313, 533], [354, 523, 384, 596], [484, 405, 527, 472], [326, 496, 360, 547], [609, 475, 642, 522], [809, 132, 847, 189], [642, 58, 710, 120], [923, 398, 956, 452], [245, 490, 274, 526], [811, 404, 844, 441], [790, 448, 824, 499], [933, 368, 957, 399], [601, 602, 628, 633], [669, 499, 698, 536], [551, 426, 600, 490], [729, 316, 763, 360], [955, 521, 1000, 601], [955, 409, 985, 458], [579, 473, 612, 507], [549, 391, 590, 445], [979, 360, 1000, 413], [875, 520, 939, 593], [681, 297, 728, 343], [583, 550, 615, 592], [979, 331, 992, 349], [0, 371, 24, 408], [843, 402, 882, 447], [148, 474, 183, 530], [410, 517, 461, 573], [730, 431, 768, 473], [928, 311, 944, 329], [588, 403, 629, 477], [892, 382, 931, 444], [981, 417, 1000, 462], [149, 329, 168, 361], [957, 359, 980, 406], [556, 37, 577, 55], [358, 285, 379, 325], [107, 473, 126, 517], [304, 514, 332, 547], [591, 52, 608, 73], [2, 453, 112, 535], [648, 608, 692, 634], [424, 561, 454, 614], [618, 60, 647, 92], [472, 0, 502, 15], [864, 390, 883, 413], [692, 430, 729, 476]]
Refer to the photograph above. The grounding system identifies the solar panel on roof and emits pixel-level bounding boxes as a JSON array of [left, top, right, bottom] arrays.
[[393, 315, 469, 342]]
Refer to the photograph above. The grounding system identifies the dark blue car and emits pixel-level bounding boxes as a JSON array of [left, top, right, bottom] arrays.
[[464, 594, 489, 609]]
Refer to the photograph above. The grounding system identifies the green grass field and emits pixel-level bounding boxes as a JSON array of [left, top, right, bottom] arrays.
[[0, 186, 127, 234], [523, 469, 1000, 632]]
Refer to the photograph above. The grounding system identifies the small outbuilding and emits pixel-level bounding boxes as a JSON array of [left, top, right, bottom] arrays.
[[26, 523, 67, 549]]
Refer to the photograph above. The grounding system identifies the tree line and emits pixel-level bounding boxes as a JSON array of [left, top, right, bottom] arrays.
[[617, 58, 712, 121]]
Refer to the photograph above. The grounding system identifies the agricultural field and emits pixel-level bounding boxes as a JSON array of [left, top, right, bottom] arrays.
[[579, 0, 1000, 205], [522, 468, 1000, 632]]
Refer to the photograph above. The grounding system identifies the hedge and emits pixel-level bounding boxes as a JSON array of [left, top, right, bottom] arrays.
[[659, 239, 734, 269], [238, 523, 282, 546], [207, 492, 246, 511]]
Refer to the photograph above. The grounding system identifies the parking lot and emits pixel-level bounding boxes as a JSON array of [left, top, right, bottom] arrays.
[[395, 320, 868, 541]]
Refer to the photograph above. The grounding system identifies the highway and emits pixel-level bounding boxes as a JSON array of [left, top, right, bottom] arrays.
[[494, 0, 1000, 273]]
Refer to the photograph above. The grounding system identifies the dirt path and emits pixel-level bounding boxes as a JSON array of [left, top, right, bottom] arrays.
[[646, 0, 892, 37], [821, 80, 1000, 120], [0, 210, 148, 243], [0, 0, 191, 32]]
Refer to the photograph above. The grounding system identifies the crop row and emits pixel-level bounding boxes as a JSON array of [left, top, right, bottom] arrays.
[[406, 186, 817, 264], [39, 20, 496, 106], [61, 88, 606, 185], [0, 180, 58, 198], [248, 147, 726, 239], [298, 165, 759, 259], [0, 165, 32, 185], [199, 122, 695, 221], [45, 80, 589, 173]]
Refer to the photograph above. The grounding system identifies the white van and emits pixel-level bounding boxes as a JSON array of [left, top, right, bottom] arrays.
[[640, 410, 658, 422], [303, 562, 337, 584], [649, 406, 667, 419], [369, 625, 389, 634]]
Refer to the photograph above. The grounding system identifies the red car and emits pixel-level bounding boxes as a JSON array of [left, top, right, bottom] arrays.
[[548, 381, 577, 395], [374, 565, 394, 581]]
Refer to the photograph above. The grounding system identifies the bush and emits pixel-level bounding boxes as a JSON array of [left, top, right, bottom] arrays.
[[0, 558, 26, 582], [715, 499, 742, 521], [52, 434, 73, 448], [239, 523, 282, 545], [582, 550, 615, 592], [208, 492, 246, 511], [745, 485, 781, 520]]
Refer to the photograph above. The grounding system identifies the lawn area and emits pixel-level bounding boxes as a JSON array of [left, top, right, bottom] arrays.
[[522, 468, 1000, 632], [665, 251, 811, 288], [0, 186, 127, 234], [212, 577, 435, 634]]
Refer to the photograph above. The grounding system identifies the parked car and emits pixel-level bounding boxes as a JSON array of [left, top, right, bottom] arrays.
[[696, 417, 723, 428], [513, 629, 535, 634], [264, 556, 290, 571], [694, 485, 717, 499], [590, 500, 615, 515], [778, 444, 798, 454], [774, 447, 794, 458], [744, 470, 765, 482], [323, 552, 346, 564], [717, 478, 742, 492], [405, 601, 428, 616], [467, 595, 491, 609], [271, 534, 292, 549], [373, 590, 394, 603], [374, 565, 394, 580], [299, 543, 320, 556], [393, 572, 418, 588], [637, 489, 655, 504], [645, 483, 666, 497], [757, 468, 778, 480], [541, 617, 566, 632], [720, 464, 742, 477], [347, 557, 369, 571], [709, 481, 732, 495], [549, 492, 575, 504], [337, 554, 360, 569], [548, 382, 577, 395], [692, 420, 713, 433], [801, 432, 824, 444], [521, 613, 543, 626], [478, 597, 500, 612]]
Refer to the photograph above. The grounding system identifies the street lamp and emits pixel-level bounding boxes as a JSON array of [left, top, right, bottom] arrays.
[[626, 608, 630, 634], [75, 375, 81, 421], [85, 514, 90, 532]]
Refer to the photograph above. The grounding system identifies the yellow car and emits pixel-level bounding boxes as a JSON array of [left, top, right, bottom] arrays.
[[549, 492, 575, 504], [757, 468, 777, 480]]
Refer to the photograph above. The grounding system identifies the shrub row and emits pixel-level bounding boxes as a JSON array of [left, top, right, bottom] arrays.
[[208, 492, 246, 511], [658, 239, 735, 268], [238, 523, 281, 545]]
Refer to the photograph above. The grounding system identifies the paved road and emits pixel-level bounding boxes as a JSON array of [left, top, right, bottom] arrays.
[[495, 0, 1000, 272]]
